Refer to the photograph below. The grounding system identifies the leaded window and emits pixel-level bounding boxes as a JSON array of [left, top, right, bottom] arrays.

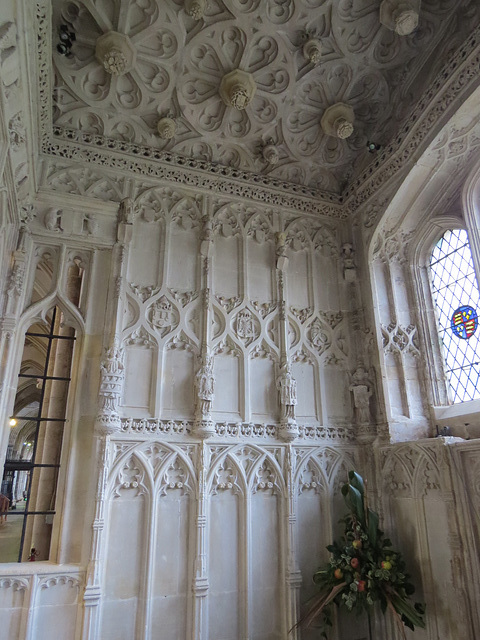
[[430, 229, 480, 403]]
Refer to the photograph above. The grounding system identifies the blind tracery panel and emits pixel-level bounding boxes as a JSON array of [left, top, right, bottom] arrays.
[[430, 229, 480, 403]]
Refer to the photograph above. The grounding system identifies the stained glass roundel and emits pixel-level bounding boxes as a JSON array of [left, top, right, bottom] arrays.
[[451, 305, 478, 339]]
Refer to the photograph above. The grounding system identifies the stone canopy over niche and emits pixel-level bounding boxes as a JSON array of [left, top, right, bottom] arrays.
[[52, 0, 480, 195]]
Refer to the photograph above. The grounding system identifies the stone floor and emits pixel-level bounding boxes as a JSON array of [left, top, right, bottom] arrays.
[[0, 502, 25, 562]]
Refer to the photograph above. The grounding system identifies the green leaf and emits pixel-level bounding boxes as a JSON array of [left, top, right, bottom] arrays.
[[348, 471, 365, 498], [343, 485, 365, 523], [367, 508, 379, 547]]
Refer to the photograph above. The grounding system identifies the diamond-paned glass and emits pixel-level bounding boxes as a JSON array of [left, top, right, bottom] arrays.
[[430, 229, 480, 403]]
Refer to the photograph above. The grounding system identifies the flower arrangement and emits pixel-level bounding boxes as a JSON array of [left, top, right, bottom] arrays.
[[295, 471, 425, 639]]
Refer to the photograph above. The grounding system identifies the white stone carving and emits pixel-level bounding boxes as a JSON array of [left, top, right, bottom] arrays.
[[215, 295, 241, 314], [185, 0, 207, 20], [147, 297, 178, 337], [129, 283, 159, 302], [118, 197, 137, 224], [95, 340, 125, 434], [382, 322, 420, 357], [234, 308, 258, 345], [308, 318, 331, 355], [44, 207, 63, 232], [219, 69, 256, 111], [303, 37, 322, 65], [380, 0, 420, 36], [95, 32, 136, 76], [195, 355, 215, 420], [349, 366, 373, 425], [321, 103, 354, 139], [262, 141, 280, 165], [83, 212, 98, 235], [157, 116, 176, 140]]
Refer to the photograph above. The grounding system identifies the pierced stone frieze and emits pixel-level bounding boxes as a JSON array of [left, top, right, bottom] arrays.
[[147, 296, 179, 338]]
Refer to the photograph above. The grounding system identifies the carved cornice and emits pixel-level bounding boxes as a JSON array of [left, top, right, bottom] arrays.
[[120, 417, 354, 441]]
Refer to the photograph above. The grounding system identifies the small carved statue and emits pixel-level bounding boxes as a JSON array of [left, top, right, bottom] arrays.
[[350, 366, 372, 424], [118, 197, 136, 224], [195, 356, 215, 418], [83, 212, 98, 235], [276, 363, 297, 421], [44, 208, 63, 232]]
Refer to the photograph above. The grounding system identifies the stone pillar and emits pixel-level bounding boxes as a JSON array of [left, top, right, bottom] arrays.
[[276, 232, 299, 442], [193, 213, 216, 439]]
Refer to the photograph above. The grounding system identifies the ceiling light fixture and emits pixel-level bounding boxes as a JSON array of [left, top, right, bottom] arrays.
[[367, 141, 381, 153], [56, 24, 75, 57]]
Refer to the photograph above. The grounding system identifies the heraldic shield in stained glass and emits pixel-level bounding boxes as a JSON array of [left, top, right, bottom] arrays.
[[430, 229, 480, 403], [451, 305, 478, 340]]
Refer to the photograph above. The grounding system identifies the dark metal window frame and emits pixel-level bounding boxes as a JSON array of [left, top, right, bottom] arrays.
[[3, 307, 76, 561]]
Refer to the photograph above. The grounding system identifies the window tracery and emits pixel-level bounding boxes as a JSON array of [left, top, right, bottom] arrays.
[[429, 228, 480, 403]]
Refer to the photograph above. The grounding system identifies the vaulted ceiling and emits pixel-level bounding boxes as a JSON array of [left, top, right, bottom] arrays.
[[52, 0, 480, 197]]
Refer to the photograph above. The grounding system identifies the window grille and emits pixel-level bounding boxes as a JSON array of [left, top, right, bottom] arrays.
[[430, 229, 480, 403], [0, 307, 75, 562]]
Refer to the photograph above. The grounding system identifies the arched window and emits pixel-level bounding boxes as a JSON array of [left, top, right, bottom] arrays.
[[430, 229, 480, 403], [0, 306, 77, 562]]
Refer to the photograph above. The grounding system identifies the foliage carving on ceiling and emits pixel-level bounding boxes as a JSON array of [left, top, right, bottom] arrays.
[[52, 0, 480, 195]]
